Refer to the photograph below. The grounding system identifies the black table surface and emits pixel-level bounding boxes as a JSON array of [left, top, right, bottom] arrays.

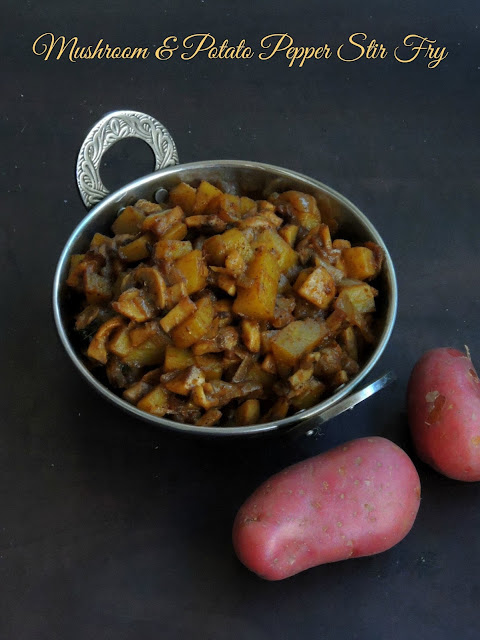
[[2, 1, 479, 638]]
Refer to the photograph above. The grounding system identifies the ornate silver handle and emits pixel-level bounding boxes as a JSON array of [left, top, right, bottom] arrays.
[[76, 110, 179, 208]]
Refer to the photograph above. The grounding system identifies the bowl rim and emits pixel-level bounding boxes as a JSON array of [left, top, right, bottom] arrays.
[[53, 158, 398, 436]]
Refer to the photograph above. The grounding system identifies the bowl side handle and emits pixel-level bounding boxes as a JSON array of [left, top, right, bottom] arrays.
[[75, 110, 179, 209]]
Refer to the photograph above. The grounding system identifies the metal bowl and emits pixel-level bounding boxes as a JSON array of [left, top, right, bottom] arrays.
[[53, 111, 397, 436]]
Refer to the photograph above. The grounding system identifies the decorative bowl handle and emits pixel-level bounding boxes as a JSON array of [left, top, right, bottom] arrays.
[[76, 110, 179, 208]]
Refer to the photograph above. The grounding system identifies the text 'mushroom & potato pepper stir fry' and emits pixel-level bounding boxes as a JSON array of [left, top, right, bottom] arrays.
[[66, 181, 384, 427]]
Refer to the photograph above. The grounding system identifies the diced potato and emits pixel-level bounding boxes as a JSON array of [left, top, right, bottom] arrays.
[[185, 214, 226, 233], [331, 369, 349, 388], [203, 228, 253, 266], [155, 240, 192, 261], [134, 199, 164, 215], [162, 221, 188, 241], [264, 397, 290, 421], [112, 288, 156, 323], [290, 378, 326, 410], [217, 273, 236, 297], [194, 354, 223, 380], [342, 247, 377, 280], [196, 408, 223, 426], [278, 224, 298, 247], [289, 367, 314, 388], [225, 250, 245, 278], [66, 254, 86, 289], [241, 319, 261, 353], [118, 234, 151, 262], [261, 353, 277, 375], [84, 271, 112, 305], [244, 361, 276, 389], [236, 399, 261, 426], [163, 345, 195, 372], [160, 297, 197, 333], [169, 182, 197, 214], [129, 321, 160, 347], [252, 228, 298, 273], [215, 299, 233, 327], [192, 180, 223, 215], [293, 266, 336, 310], [175, 249, 208, 295], [332, 239, 351, 250], [171, 296, 215, 348], [271, 319, 329, 367], [142, 206, 184, 237], [87, 317, 124, 364], [208, 193, 241, 221], [233, 248, 281, 321], [339, 326, 358, 361], [108, 325, 132, 357], [137, 386, 169, 417], [239, 196, 256, 215], [335, 284, 376, 315], [163, 366, 205, 395], [122, 336, 167, 367], [90, 233, 112, 249], [166, 282, 188, 308], [112, 205, 145, 235]]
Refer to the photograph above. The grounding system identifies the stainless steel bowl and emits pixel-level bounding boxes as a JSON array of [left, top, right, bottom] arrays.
[[53, 111, 397, 436]]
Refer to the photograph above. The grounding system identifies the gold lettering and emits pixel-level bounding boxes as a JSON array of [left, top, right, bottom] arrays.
[[337, 32, 367, 62], [32, 33, 78, 61], [259, 33, 293, 61], [155, 36, 178, 60], [182, 33, 215, 60]]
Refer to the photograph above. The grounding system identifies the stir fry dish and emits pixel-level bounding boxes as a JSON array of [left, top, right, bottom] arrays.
[[65, 181, 384, 427]]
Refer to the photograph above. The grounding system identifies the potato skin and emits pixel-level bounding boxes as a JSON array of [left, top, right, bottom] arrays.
[[407, 347, 480, 481], [232, 437, 420, 580]]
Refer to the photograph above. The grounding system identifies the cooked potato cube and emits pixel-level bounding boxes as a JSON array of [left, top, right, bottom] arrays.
[[290, 378, 326, 409], [137, 386, 169, 417], [155, 240, 192, 261], [195, 408, 223, 426], [239, 196, 256, 215], [175, 249, 208, 295], [122, 336, 168, 367], [233, 248, 281, 321], [66, 254, 86, 289], [108, 325, 132, 358], [208, 193, 241, 221], [271, 319, 329, 367], [252, 228, 298, 273], [203, 228, 253, 266], [163, 366, 205, 395], [278, 224, 299, 247], [293, 266, 336, 310], [171, 296, 215, 348], [162, 221, 188, 241], [241, 319, 261, 353], [192, 180, 223, 215], [342, 247, 377, 280], [163, 345, 195, 372], [169, 182, 197, 214], [194, 354, 223, 380], [112, 205, 145, 235], [84, 271, 112, 305], [118, 234, 151, 262], [160, 297, 197, 333], [142, 206, 184, 237], [335, 284, 376, 315], [236, 399, 261, 426]]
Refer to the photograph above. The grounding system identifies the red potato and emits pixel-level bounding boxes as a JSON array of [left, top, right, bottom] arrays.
[[232, 437, 420, 580], [407, 347, 480, 481]]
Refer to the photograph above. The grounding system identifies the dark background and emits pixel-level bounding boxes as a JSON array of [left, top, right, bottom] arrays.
[[2, 0, 479, 638]]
